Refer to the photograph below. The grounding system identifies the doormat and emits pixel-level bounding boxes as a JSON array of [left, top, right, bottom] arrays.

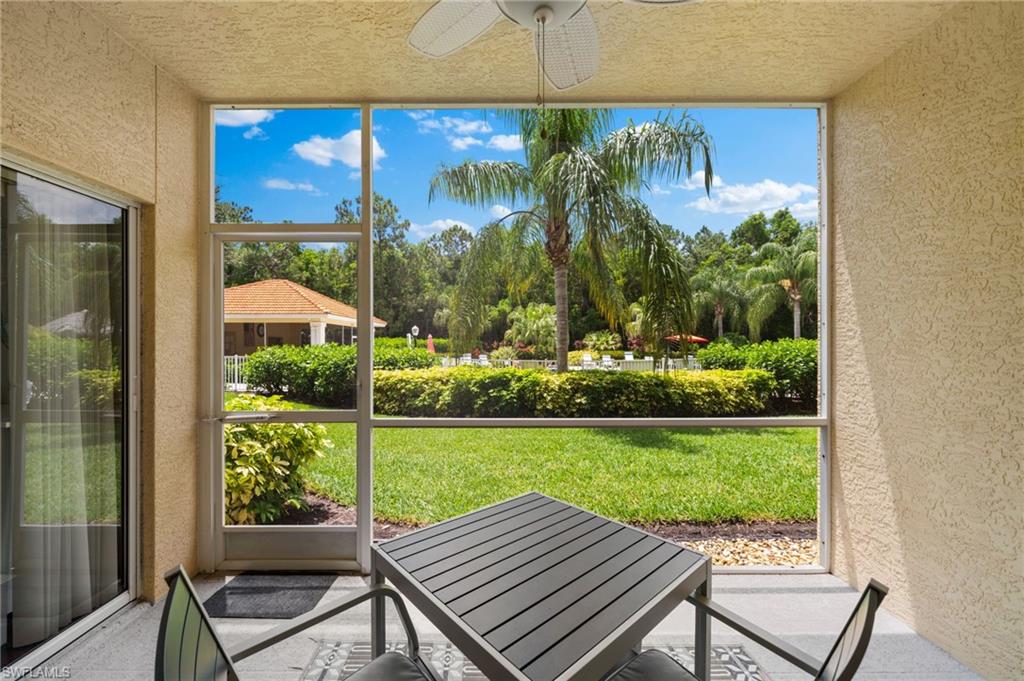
[[301, 640, 771, 681], [203, 572, 337, 619]]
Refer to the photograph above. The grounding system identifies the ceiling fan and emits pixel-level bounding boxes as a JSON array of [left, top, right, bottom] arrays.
[[408, 0, 700, 91]]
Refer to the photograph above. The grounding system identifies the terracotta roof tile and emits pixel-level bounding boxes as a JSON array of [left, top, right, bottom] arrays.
[[224, 279, 386, 326]]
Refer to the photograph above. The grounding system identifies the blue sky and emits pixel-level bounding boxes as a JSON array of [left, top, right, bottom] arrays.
[[214, 107, 819, 241]]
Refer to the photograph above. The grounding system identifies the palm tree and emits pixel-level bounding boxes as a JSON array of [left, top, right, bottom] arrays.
[[429, 109, 714, 371], [745, 230, 817, 339], [691, 264, 745, 338]]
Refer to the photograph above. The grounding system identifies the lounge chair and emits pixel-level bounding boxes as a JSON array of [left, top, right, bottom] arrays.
[[155, 566, 438, 681], [582, 352, 596, 369], [624, 351, 635, 361], [606, 580, 888, 681]]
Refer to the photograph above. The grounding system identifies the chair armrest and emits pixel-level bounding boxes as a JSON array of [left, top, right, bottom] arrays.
[[228, 585, 419, 662], [687, 595, 821, 675]]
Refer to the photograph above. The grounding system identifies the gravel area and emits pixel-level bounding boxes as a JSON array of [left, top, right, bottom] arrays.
[[275, 494, 818, 567]]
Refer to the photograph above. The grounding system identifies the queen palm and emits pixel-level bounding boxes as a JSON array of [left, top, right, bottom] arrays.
[[429, 109, 714, 371], [745, 230, 817, 339], [691, 264, 745, 338]]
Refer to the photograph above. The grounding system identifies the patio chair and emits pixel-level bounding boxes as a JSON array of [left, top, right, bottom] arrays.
[[624, 351, 635, 361], [155, 566, 437, 681], [605, 579, 888, 681], [582, 352, 596, 369]]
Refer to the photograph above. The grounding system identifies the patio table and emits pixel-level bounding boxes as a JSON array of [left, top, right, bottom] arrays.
[[370, 492, 712, 681]]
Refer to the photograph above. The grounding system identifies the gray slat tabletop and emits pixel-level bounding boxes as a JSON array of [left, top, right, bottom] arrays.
[[371, 492, 709, 681]]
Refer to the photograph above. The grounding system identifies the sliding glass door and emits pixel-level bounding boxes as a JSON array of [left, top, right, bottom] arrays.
[[1, 166, 133, 665]]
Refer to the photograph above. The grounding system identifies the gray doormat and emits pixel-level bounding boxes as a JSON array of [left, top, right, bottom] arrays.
[[302, 640, 770, 681], [203, 572, 337, 619]]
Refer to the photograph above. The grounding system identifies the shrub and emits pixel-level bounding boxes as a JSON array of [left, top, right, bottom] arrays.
[[72, 368, 121, 409], [695, 342, 747, 370], [223, 394, 332, 525], [719, 332, 750, 347], [583, 330, 621, 351], [489, 345, 520, 361], [696, 338, 818, 408], [374, 367, 774, 418], [375, 336, 450, 353], [744, 338, 817, 404], [244, 343, 437, 407]]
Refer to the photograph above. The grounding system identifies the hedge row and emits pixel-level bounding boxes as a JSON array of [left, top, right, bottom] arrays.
[[373, 367, 776, 418], [244, 343, 437, 407], [697, 338, 817, 405], [376, 336, 451, 354]]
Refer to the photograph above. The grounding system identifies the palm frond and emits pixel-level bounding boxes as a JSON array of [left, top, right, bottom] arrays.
[[600, 114, 715, 193], [429, 160, 533, 209]]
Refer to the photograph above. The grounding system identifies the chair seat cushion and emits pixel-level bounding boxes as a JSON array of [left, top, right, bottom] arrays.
[[607, 650, 699, 681], [347, 652, 432, 681]]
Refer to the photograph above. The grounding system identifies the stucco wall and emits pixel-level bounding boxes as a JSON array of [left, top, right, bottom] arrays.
[[830, 3, 1023, 678], [2, 2, 201, 600]]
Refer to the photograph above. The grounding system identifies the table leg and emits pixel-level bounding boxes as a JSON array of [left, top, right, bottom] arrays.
[[694, 562, 712, 680], [371, 563, 386, 658]]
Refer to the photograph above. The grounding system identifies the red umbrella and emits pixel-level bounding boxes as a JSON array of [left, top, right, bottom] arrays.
[[665, 334, 711, 344], [426, 334, 436, 353]]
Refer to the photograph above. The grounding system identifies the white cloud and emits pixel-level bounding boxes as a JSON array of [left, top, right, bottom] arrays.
[[674, 171, 725, 191], [790, 199, 820, 220], [410, 218, 473, 239], [449, 136, 483, 151], [347, 170, 361, 181], [413, 113, 497, 151], [263, 178, 321, 194], [686, 178, 818, 216], [242, 126, 268, 141], [648, 184, 671, 196], [292, 130, 387, 169], [486, 134, 523, 152], [490, 204, 512, 219], [215, 109, 278, 127]]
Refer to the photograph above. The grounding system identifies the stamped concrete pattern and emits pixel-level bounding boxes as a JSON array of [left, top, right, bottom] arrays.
[[44, 573, 980, 680], [830, 3, 1024, 678]]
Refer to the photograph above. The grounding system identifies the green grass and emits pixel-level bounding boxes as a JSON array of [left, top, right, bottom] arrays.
[[22, 424, 122, 524], [227, 392, 817, 525]]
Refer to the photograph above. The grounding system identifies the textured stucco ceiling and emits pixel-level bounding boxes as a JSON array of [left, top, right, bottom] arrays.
[[83, 0, 952, 102]]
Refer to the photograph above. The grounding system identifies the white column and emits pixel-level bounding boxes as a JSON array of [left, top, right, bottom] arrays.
[[309, 321, 327, 345]]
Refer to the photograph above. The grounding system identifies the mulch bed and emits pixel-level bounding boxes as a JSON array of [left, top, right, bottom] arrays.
[[273, 493, 818, 566]]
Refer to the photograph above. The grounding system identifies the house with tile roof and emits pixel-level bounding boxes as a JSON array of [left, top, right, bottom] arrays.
[[223, 278, 386, 355]]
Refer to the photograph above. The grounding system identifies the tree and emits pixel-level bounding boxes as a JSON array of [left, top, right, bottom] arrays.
[[768, 208, 802, 245], [745, 229, 817, 339], [430, 109, 714, 370], [691, 264, 746, 338], [214, 186, 255, 224], [730, 212, 770, 250]]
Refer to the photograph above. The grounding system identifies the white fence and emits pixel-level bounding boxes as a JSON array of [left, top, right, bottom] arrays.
[[224, 354, 249, 391]]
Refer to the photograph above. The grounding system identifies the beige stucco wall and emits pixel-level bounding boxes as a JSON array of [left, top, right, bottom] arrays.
[[830, 3, 1023, 678], [2, 2, 201, 600]]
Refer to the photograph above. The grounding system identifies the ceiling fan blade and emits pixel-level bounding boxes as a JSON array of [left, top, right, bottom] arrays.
[[535, 4, 599, 90], [409, 0, 503, 58]]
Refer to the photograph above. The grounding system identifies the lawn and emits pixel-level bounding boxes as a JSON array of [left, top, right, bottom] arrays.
[[300, 421, 818, 526], [226, 393, 817, 525]]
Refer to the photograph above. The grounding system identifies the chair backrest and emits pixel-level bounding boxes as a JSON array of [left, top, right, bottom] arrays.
[[156, 566, 238, 681], [815, 579, 888, 681]]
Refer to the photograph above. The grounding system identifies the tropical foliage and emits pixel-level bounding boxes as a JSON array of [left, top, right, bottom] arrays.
[[429, 109, 714, 370], [223, 394, 332, 524]]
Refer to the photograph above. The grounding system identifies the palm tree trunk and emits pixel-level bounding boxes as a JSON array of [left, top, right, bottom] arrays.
[[716, 314, 724, 338], [554, 264, 570, 371], [792, 299, 802, 339]]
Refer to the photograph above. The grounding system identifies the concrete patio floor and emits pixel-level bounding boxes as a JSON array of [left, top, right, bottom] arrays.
[[44, 573, 980, 680]]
